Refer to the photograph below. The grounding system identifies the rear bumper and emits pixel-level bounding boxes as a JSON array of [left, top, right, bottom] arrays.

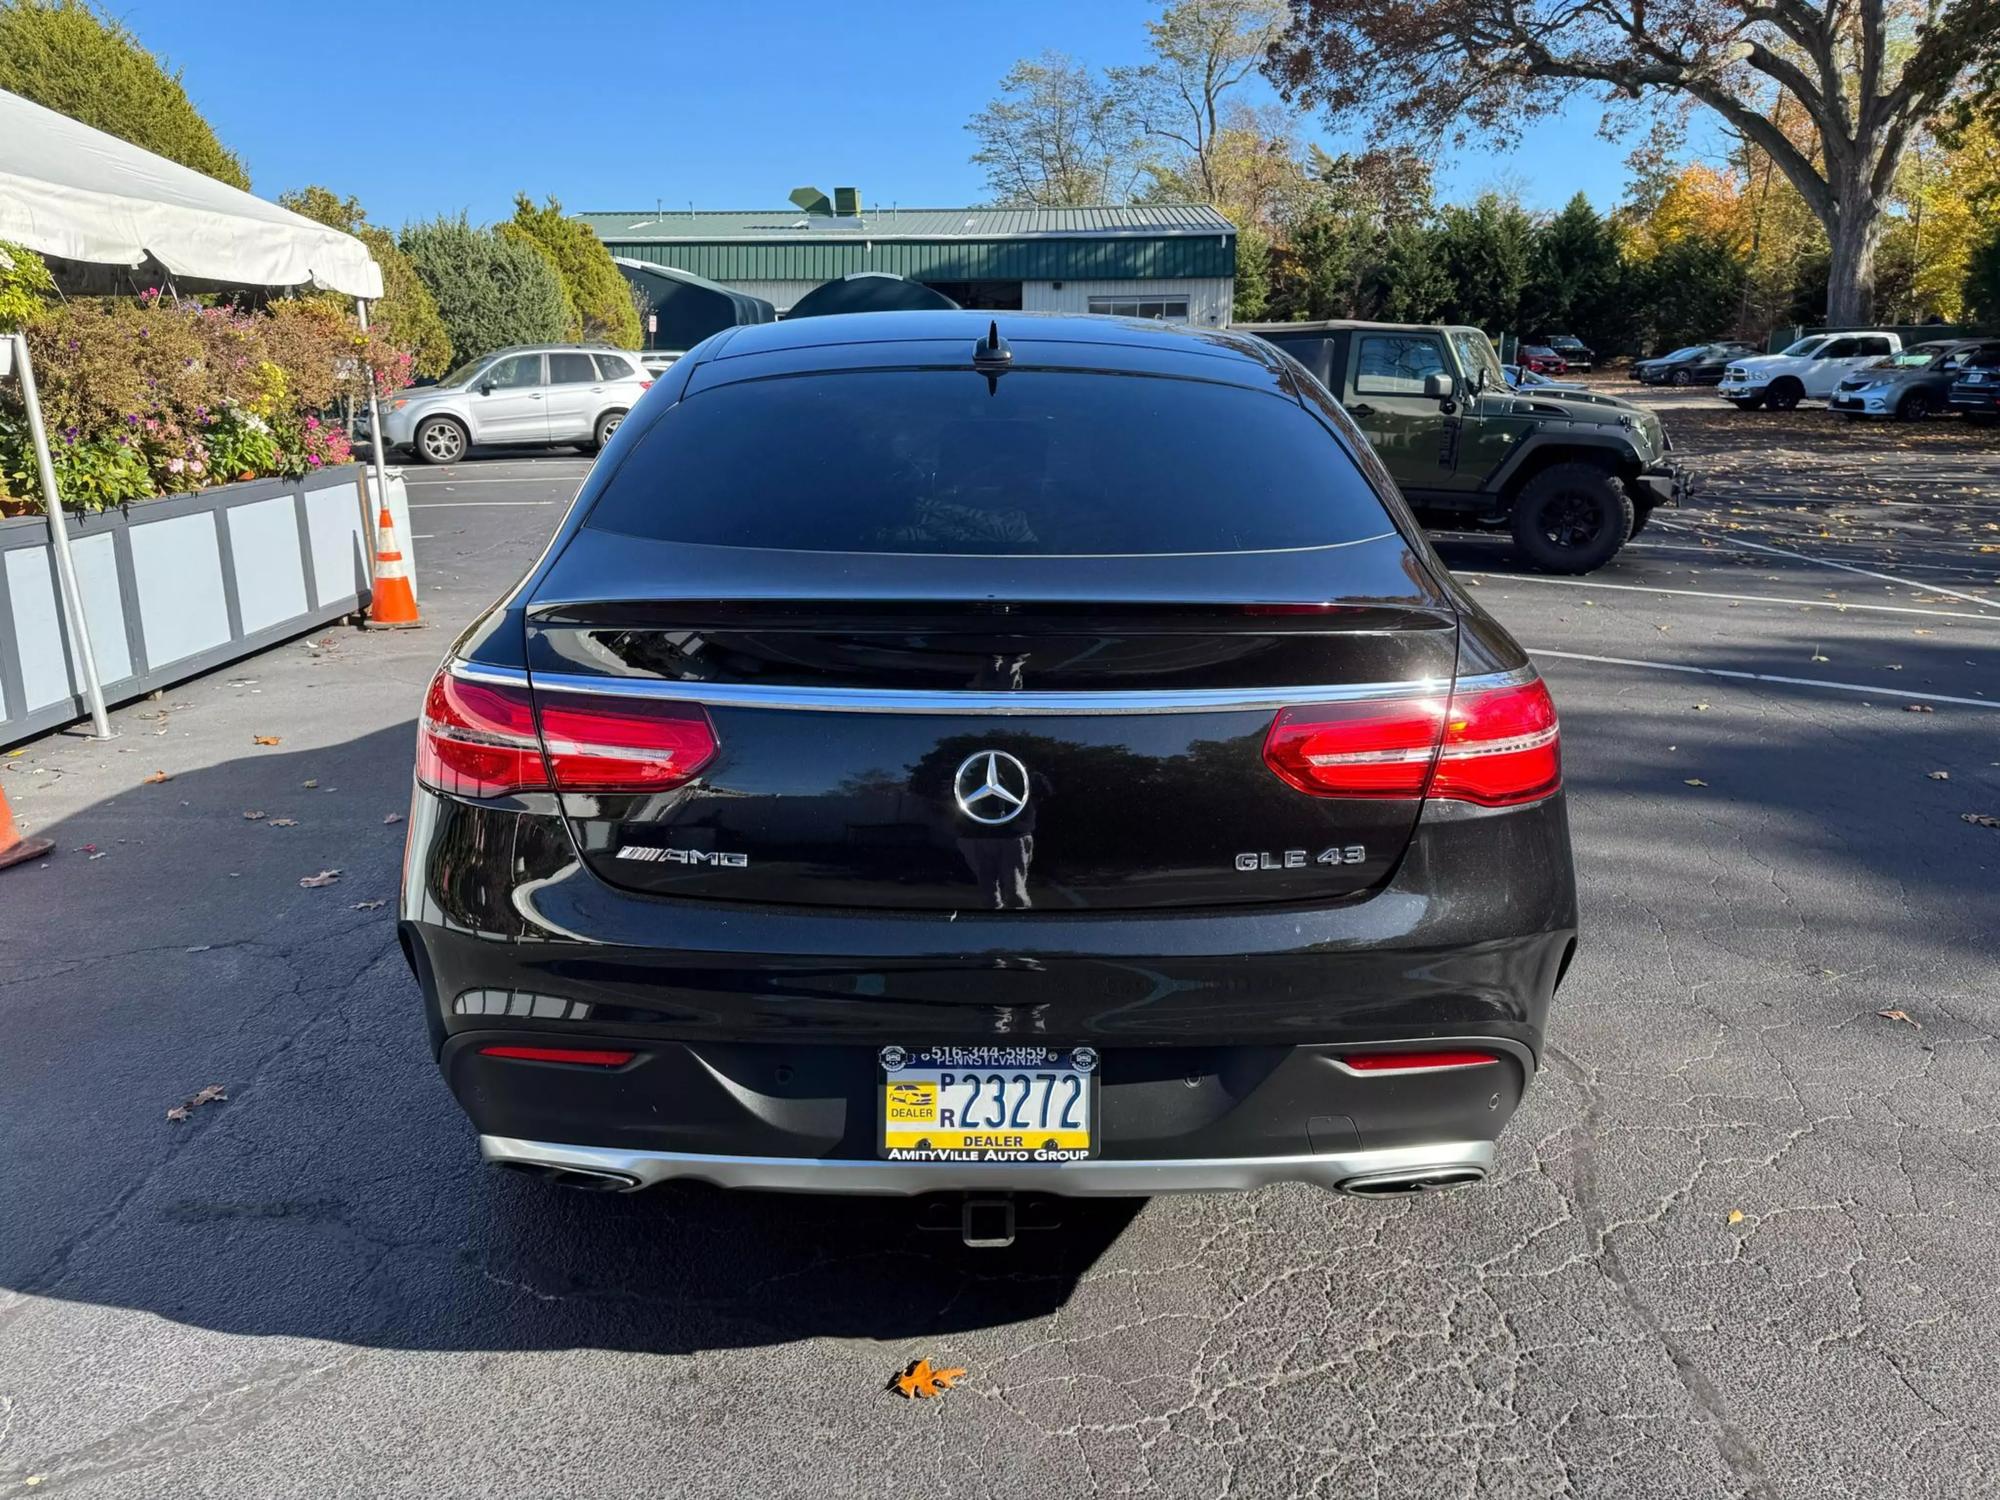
[[481, 1133, 1496, 1196], [400, 786, 1576, 1193]]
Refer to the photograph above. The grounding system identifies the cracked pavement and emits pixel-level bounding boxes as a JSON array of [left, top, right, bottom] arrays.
[[2, 429, 1997, 1498]]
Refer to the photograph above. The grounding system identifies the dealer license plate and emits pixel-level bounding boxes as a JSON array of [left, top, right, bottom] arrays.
[[879, 1045, 1097, 1163]]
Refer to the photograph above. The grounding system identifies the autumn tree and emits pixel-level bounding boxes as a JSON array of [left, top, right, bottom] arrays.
[[967, 52, 1144, 206], [278, 186, 452, 378], [1268, 0, 2000, 323], [1111, 0, 1289, 204]]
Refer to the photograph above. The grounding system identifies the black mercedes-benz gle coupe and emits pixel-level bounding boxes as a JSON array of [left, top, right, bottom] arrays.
[[399, 311, 1577, 1213]]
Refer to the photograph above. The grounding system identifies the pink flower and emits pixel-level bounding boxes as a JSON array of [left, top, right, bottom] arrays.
[[168, 457, 186, 474]]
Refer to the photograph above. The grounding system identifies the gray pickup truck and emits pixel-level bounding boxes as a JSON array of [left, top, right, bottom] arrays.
[[1240, 320, 1689, 572]]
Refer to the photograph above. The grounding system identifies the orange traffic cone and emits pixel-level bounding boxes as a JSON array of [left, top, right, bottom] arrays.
[[364, 500, 422, 629], [0, 782, 52, 872]]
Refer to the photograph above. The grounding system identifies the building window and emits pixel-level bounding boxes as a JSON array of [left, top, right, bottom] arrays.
[[1088, 296, 1190, 323]]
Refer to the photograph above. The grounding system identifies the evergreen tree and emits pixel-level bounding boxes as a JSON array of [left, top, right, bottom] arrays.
[[1639, 234, 1750, 349], [1524, 193, 1623, 346], [502, 196, 642, 350], [401, 216, 569, 367], [1434, 193, 1534, 334], [1232, 225, 1272, 320], [0, 0, 248, 188]]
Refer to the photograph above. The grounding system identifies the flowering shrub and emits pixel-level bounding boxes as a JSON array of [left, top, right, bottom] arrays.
[[0, 289, 400, 511], [272, 410, 352, 477], [204, 411, 280, 481]]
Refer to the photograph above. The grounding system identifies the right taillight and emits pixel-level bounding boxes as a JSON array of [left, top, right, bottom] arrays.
[[1429, 678, 1560, 806], [1263, 676, 1559, 807]]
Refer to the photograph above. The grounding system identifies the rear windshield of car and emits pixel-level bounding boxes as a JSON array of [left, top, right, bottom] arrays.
[[583, 369, 1390, 555]]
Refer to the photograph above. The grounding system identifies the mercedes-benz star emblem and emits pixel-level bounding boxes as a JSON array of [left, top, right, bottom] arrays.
[[953, 750, 1031, 826]]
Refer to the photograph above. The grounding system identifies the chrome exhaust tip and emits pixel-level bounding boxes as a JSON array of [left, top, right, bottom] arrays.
[[1337, 1165, 1486, 1198], [494, 1160, 642, 1192]]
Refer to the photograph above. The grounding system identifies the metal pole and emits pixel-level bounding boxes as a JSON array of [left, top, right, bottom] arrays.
[[12, 332, 113, 739], [354, 299, 401, 575]]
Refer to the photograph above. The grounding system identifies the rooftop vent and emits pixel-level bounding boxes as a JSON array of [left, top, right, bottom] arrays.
[[833, 186, 862, 217], [788, 186, 832, 216]]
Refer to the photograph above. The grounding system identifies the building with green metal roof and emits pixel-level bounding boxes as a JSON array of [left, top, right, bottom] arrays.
[[578, 192, 1236, 338]]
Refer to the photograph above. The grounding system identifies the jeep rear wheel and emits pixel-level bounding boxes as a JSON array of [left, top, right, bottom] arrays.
[[1509, 463, 1635, 574]]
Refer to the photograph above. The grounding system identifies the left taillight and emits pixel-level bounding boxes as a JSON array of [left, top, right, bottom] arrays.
[[417, 668, 548, 797], [417, 664, 718, 798]]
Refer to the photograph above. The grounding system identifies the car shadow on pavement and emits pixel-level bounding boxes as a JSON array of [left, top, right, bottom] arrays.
[[0, 723, 1141, 1357]]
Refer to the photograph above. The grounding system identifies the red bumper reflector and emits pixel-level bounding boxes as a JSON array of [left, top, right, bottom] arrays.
[[1339, 1051, 1499, 1074], [480, 1045, 636, 1067]]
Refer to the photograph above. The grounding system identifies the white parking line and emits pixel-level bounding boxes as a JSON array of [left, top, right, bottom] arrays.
[[1619, 539, 2000, 578], [1459, 572, 2000, 623], [403, 476, 581, 487], [1652, 521, 1998, 607], [1528, 647, 1999, 709], [407, 500, 557, 508]]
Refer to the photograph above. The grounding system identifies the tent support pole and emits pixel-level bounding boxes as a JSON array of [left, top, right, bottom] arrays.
[[354, 299, 397, 574], [11, 333, 113, 740]]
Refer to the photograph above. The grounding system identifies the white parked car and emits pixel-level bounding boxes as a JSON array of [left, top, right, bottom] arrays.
[[1716, 331, 1902, 411], [374, 345, 653, 463]]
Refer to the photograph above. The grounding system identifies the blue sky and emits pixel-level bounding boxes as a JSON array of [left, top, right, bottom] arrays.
[[123, 0, 1658, 229]]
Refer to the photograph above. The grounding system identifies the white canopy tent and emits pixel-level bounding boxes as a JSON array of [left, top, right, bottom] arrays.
[[0, 88, 386, 736], [0, 88, 381, 298]]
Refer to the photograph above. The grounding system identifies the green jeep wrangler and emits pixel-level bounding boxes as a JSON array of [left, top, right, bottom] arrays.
[[1240, 321, 1689, 572]]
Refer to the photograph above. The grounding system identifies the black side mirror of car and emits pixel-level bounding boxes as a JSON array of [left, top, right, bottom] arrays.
[[478, 381, 494, 396]]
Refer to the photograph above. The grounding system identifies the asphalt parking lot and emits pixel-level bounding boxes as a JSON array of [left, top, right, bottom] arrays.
[[3, 403, 1998, 1498]]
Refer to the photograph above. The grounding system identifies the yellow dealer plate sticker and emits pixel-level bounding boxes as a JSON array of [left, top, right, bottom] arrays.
[[879, 1045, 1097, 1163]]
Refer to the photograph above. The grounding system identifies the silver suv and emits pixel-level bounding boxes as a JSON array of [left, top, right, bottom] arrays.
[[375, 345, 652, 463]]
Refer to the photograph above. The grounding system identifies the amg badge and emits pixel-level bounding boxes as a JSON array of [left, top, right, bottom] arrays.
[[1235, 846, 1365, 872], [616, 845, 749, 868]]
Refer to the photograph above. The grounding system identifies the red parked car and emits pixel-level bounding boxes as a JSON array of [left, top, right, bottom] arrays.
[[1518, 345, 1570, 376]]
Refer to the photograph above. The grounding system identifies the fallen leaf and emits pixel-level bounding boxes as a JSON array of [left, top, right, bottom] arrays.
[[1811, 653, 1829, 663], [1964, 813, 2000, 829], [1912, 628, 1934, 636], [382, 812, 403, 825], [1928, 771, 1950, 781], [302, 779, 319, 790], [252, 735, 282, 746], [1693, 702, 1710, 711], [268, 817, 298, 828], [243, 810, 266, 821], [1905, 704, 1934, 713], [1684, 778, 1708, 787], [1877, 1009, 1920, 1028], [894, 1358, 969, 1399], [1727, 1209, 1745, 1225], [299, 869, 341, 888], [165, 1106, 189, 1122], [142, 769, 171, 784], [350, 899, 386, 910]]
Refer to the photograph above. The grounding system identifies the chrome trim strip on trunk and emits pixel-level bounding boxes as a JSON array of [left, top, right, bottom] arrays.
[[479, 1135, 1496, 1197], [509, 666, 1534, 716]]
